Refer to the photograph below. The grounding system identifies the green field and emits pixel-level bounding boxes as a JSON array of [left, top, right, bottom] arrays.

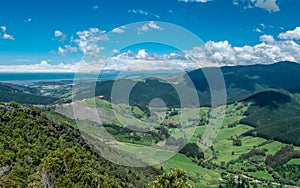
[[76, 98, 300, 187]]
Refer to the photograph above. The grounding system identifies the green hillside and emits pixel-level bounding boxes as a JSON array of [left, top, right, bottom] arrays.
[[240, 90, 300, 146], [0, 102, 159, 187], [0, 83, 58, 105], [85, 61, 300, 107]]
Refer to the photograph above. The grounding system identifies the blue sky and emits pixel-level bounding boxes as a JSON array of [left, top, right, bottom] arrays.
[[0, 0, 300, 72]]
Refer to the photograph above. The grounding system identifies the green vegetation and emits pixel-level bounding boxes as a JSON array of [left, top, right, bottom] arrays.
[[2, 62, 300, 187], [0, 102, 159, 187], [0, 83, 57, 105], [147, 168, 194, 188], [240, 90, 300, 146]]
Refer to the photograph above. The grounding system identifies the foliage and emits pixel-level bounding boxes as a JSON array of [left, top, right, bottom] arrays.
[[179, 143, 204, 160], [241, 90, 300, 146], [147, 168, 194, 188], [0, 102, 159, 187], [0, 83, 57, 105]]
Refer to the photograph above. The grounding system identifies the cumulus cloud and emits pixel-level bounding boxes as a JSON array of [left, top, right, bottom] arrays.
[[0, 60, 105, 73], [184, 30, 300, 66], [148, 21, 163, 30], [74, 28, 108, 56], [56, 46, 77, 57], [278, 27, 300, 40], [2, 33, 14, 40], [112, 26, 126, 33], [52, 28, 108, 57], [55, 30, 63, 37], [233, 0, 280, 12], [0, 26, 14, 41], [1, 26, 7, 32], [54, 30, 67, 43], [259, 34, 275, 43], [255, 0, 279, 12], [10, 25, 300, 73], [137, 21, 163, 34]]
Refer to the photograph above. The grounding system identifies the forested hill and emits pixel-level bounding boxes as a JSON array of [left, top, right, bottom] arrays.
[[0, 102, 159, 187], [0, 83, 57, 105], [92, 61, 300, 106], [240, 90, 300, 146]]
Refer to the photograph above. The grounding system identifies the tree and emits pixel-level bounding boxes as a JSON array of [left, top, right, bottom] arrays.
[[147, 168, 194, 188]]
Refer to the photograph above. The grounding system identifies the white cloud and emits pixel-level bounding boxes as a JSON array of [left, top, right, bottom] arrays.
[[138, 25, 149, 32], [0, 60, 106, 73], [40, 60, 49, 66], [178, 0, 211, 3], [55, 45, 78, 57], [74, 28, 108, 56], [112, 26, 125, 33], [55, 30, 63, 37], [24, 18, 32, 23], [233, 0, 280, 12], [255, 28, 263, 33], [278, 27, 300, 40], [259, 34, 275, 43], [184, 31, 300, 66], [148, 21, 163, 30], [3, 28, 300, 73], [128, 9, 160, 19], [1, 26, 7, 32], [255, 0, 279, 12], [2, 33, 14, 40], [137, 21, 163, 34], [13, 25, 299, 73], [0, 26, 14, 40], [137, 49, 148, 58], [112, 49, 119, 53], [54, 30, 67, 43]]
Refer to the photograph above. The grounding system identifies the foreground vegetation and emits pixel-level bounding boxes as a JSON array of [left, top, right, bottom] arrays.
[[0, 102, 160, 187]]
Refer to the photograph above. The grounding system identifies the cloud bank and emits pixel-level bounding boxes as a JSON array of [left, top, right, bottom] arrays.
[[2, 26, 300, 72]]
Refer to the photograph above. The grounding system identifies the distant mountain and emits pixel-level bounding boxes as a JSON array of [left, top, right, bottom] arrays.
[[2, 61, 300, 106], [91, 61, 300, 106], [186, 61, 300, 103], [240, 89, 300, 146]]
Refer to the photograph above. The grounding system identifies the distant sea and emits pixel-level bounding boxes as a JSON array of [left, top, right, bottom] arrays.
[[0, 71, 179, 85]]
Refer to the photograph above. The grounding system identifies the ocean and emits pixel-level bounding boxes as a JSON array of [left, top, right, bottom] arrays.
[[0, 71, 180, 85]]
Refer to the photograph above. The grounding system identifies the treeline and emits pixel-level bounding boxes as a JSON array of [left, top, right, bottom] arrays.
[[265, 145, 300, 168]]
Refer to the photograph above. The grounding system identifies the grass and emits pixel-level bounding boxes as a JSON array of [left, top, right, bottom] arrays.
[[214, 124, 253, 142], [257, 141, 286, 155], [288, 158, 300, 165], [131, 105, 146, 118], [82, 98, 114, 115], [213, 136, 266, 164], [162, 153, 221, 188], [76, 99, 300, 187], [247, 171, 274, 181]]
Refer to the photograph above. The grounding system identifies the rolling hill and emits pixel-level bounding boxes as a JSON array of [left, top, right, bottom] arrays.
[[90, 61, 300, 106], [0, 83, 58, 105], [240, 89, 300, 146]]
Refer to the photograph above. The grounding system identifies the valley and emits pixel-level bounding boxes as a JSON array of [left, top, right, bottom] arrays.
[[1, 62, 300, 187]]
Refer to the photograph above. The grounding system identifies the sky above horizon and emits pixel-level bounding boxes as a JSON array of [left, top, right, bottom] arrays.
[[1, 0, 300, 72]]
